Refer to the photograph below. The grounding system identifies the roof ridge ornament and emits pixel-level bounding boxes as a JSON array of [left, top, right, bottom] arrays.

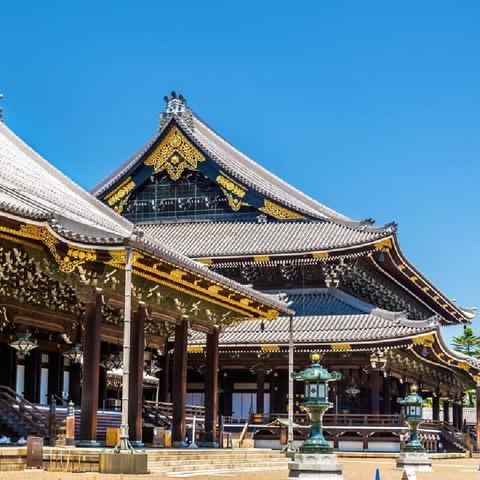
[[0, 93, 4, 123], [159, 91, 194, 132]]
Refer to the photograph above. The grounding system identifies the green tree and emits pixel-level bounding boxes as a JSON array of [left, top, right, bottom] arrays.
[[452, 326, 480, 358]]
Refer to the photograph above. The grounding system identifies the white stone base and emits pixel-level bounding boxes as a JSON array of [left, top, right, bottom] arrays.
[[288, 453, 344, 479], [396, 452, 432, 472]]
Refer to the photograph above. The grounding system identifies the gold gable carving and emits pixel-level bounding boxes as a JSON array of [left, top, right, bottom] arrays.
[[144, 126, 205, 181], [216, 172, 250, 211], [259, 199, 305, 220]]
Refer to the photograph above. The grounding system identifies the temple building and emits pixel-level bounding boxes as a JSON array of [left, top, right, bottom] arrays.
[[0, 117, 290, 448], [92, 93, 479, 450], [0, 92, 477, 453]]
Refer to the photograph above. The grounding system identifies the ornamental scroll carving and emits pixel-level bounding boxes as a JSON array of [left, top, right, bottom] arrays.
[[216, 172, 250, 211], [19, 224, 96, 273], [259, 199, 305, 220], [144, 126, 205, 181], [104, 177, 136, 214]]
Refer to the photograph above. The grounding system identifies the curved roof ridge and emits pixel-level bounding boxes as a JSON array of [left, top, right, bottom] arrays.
[[187, 112, 350, 222], [0, 121, 133, 237]]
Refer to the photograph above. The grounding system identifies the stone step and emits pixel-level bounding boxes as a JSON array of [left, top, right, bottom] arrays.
[[150, 460, 291, 473], [147, 452, 284, 459], [166, 465, 291, 478], [149, 456, 291, 467]]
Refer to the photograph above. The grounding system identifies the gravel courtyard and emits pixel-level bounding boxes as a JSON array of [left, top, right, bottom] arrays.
[[0, 457, 479, 480]]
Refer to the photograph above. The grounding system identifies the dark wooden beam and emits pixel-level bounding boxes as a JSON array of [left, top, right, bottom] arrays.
[[48, 351, 64, 400], [370, 370, 380, 415], [79, 289, 102, 446], [256, 368, 265, 414]]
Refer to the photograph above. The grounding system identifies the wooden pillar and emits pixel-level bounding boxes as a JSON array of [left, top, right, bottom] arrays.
[[172, 320, 188, 447], [222, 372, 233, 417], [98, 365, 107, 409], [69, 363, 81, 405], [270, 371, 279, 413], [476, 387, 480, 450], [128, 303, 146, 446], [432, 395, 440, 421], [159, 338, 170, 403], [256, 368, 265, 415], [0, 341, 16, 389], [443, 400, 450, 423], [458, 400, 464, 432], [203, 328, 219, 447], [452, 402, 459, 430], [79, 290, 102, 446], [382, 375, 391, 414], [370, 370, 380, 415], [24, 349, 41, 402], [48, 351, 64, 400]]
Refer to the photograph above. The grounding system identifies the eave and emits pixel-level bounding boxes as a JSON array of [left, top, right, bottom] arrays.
[[0, 213, 291, 321]]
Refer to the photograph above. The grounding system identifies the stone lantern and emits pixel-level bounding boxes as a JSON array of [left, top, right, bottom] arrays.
[[288, 352, 344, 479], [396, 385, 432, 472]]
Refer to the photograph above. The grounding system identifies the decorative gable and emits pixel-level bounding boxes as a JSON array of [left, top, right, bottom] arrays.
[[144, 126, 205, 181]]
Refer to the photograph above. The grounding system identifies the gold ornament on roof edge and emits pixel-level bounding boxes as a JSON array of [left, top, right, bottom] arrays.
[[144, 126, 205, 181], [259, 199, 306, 220]]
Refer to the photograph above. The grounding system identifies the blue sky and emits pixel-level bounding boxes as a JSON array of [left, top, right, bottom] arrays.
[[2, 1, 479, 344]]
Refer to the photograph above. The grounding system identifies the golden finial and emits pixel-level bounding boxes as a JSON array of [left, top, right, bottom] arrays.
[[310, 352, 321, 363], [410, 384, 418, 392]]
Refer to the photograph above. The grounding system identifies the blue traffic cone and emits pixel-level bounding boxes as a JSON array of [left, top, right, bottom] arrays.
[[375, 468, 381, 480]]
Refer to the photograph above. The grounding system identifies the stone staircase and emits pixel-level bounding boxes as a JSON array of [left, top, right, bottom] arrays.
[[147, 449, 291, 477]]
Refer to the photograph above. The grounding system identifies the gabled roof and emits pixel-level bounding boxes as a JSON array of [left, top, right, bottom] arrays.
[[92, 96, 387, 227], [0, 121, 293, 317], [189, 288, 435, 346], [0, 121, 133, 242], [91, 94, 475, 326]]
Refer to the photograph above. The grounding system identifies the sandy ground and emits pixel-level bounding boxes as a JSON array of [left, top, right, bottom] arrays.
[[0, 457, 479, 480]]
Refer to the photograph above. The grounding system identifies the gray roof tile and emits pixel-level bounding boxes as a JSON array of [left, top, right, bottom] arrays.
[[139, 221, 388, 258], [189, 289, 432, 346]]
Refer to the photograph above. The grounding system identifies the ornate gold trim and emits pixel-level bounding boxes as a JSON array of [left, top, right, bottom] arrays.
[[17, 224, 97, 273], [259, 199, 305, 220], [312, 251, 329, 259], [253, 255, 270, 262], [216, 173, 250, 211], [330, 343, 351, 351], [261, 344, 280, 352], [412, 334, 434, 347], [144, 126, 205, 181], [187, 345, 204, 353], [374, 238, 393, 250]]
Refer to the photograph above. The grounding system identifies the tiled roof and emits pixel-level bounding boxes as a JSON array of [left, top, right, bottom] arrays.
[[188, 113, 351, 222], [189, 288, 433, 346], [0, 121, 133, 242], [139, 220, 388, 258], [92, 103, 384, 225], [0, 122, 292, 315]]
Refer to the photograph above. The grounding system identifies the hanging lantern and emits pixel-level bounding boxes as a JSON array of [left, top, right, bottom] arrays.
[[345, 380, 360, 398], [63, 344, 83, 364], [9, 332, 37, 359], [104, 351, 123, 370]]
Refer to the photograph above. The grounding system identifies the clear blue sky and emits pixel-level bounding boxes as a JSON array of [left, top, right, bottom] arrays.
[[2, 1, 479, 345]]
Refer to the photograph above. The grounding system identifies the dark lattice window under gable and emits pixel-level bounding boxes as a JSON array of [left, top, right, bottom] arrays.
[[122, 170, 259, 223]]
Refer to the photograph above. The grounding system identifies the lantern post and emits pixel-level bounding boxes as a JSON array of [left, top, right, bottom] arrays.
[[288, 352, 344, 479], [396, 385, 432, 472]]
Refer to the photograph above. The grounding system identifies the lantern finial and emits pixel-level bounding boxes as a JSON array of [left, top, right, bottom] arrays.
[[310, 352, 321, 363]]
